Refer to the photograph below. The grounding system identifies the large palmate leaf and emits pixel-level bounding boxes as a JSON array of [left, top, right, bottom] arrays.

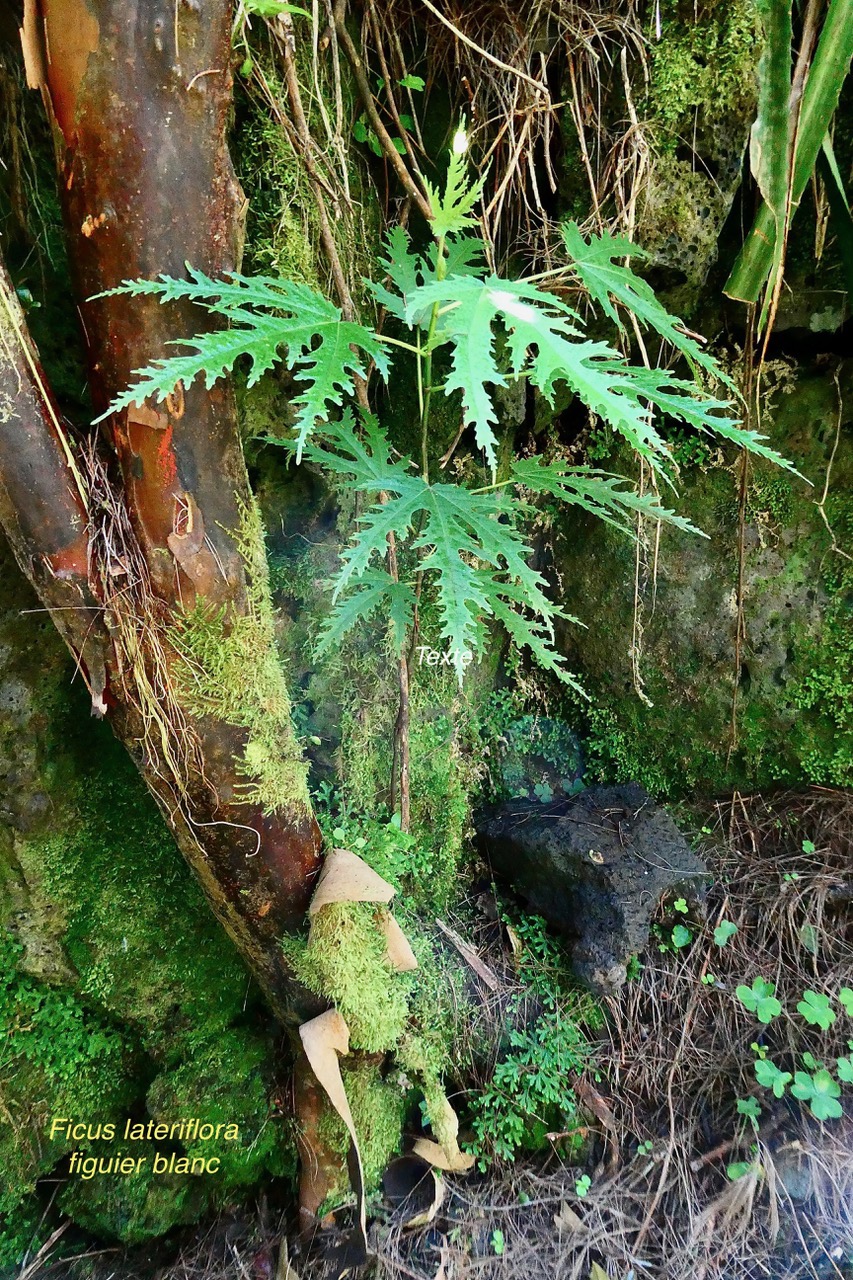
[[315, 567, 416, 656], [620, 369, 798, 473], [97, 266, 389, 460], [304, 414, 581, 684], [404, 273, 739, 476], [561, 222, 733, 386], [511, 459, 705, 537]]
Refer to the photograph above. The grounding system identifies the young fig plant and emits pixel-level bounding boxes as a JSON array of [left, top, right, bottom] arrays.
[[104, 139, 794, 686]]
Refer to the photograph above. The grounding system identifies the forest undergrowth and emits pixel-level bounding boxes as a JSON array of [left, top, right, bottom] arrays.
[[29, 789, 852, 1280]]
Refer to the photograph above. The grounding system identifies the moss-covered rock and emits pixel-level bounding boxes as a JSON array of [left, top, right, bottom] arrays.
[[0, 539, 295, 1265], [639, 0, 760, 291], [552, 359, 853, 797]]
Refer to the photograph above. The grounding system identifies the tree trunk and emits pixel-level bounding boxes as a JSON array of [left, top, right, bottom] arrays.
[[8, 0, 325, 1025]]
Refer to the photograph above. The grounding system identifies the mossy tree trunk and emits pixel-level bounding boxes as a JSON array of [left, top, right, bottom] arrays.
[[1, 0, 324, 1025]]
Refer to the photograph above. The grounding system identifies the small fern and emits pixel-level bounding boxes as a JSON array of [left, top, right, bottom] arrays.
[[104, 142, 794, 687]]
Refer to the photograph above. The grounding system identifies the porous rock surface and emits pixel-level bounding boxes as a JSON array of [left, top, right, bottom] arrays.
[[477, 783, 707, 993]]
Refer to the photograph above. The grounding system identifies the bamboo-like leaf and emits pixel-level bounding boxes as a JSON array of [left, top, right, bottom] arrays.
[[725, 0, 853, 302], [748, 0, 793, 329], [817, 135, 853, 299]]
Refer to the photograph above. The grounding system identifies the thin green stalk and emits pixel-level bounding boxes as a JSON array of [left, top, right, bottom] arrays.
[[420, 233, 447, 484], [470, 478, 515, 495], [381, 334, 423, 356]]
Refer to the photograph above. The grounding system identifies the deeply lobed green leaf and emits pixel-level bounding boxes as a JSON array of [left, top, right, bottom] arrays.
[[561, 222, 733, 387], [304, 414, 583, 686], [96, 267, 389, 460]]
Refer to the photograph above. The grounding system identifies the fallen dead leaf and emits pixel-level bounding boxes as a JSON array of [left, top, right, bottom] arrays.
[[298, 1010, 367, 1252], [436, 918, 500, 991], [275, 1238, 300, 1280], [553, 1200, 587, 1234], [309, 848, 396, 915], [412, 1092, 475, 1172], [381, 912, 418, 972]]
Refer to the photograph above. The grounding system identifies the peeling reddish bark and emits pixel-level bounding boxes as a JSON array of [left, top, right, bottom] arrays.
[[0, 258, 104, 692], [7, 0, 326, 1024]]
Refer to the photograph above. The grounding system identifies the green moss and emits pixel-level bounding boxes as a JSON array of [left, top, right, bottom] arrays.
[[637, 0, 761, 287], [0, 537, 296, 1255], [171, 498, 310, 817], [57, 1155, 201, 1247], [647, 0, 759, 137], [552, 364, 853, 798], [284, 903, 411, 1052], [232, 32, 379, 316], [316, 1060, 405, 1208], [233, 54, 322, 285], [0, 931, 139, 1221], [791, 497, 853, 784], [146, 1031, 296, 1188]]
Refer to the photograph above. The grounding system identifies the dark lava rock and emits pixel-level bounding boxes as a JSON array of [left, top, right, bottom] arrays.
[[477, 783, 708, 993]]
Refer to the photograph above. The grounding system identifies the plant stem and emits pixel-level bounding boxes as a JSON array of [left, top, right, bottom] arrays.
[[470, 478, 515, 495], [420, 233, 446, 484], [380, 334, 422, 356]]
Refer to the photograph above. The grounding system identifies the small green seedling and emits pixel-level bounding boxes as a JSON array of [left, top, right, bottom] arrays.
[[701, 973, 717, 986], [673, 897, 688, 914], [636, 1139, 654, 1156], [836, 1056, 853, 1084], [736, 978, 782, 1024], [790, 1069, 843, 1121], [491, 1229, 505, 1256], [801, 839, 816, 854], [797, 990, 836, 1030], [714, 919, 738, 947], [727, 1160, 757, 1181], [575, 1173, 592, 1198], [839, 988, 853, 1015], [754, 1058, 792, 1098], [736, 1096, 761, 1130], [671, 924, 692, 949], [783, 871, 801, 883]]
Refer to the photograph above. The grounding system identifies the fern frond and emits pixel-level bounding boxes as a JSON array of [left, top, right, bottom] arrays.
[[97, 266, 389, 460], [511, 459, 705, 537], [561, 223, 734, 388]]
